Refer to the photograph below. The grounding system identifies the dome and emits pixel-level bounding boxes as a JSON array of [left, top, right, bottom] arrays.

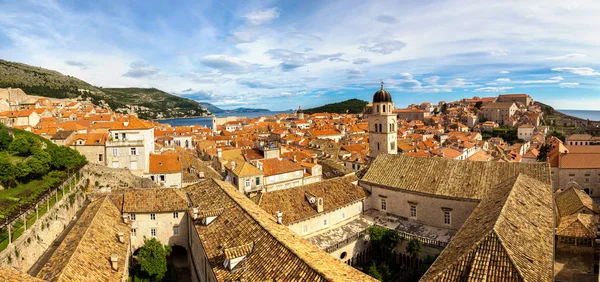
[[297, 106, 303, 113], [373, 82, 392, 103]]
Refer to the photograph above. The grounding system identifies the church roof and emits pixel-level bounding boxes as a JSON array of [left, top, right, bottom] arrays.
[[373, 82, 392, 103]]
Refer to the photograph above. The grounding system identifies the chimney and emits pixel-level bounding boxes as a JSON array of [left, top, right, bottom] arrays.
[[110, 253, 119, 271], [217, 148, 222, 158], [123, 121, 129, 127], [231, 161, 236, 171], [293, 155, 297, 162], [117, 231, 125, 243], [276, 211, 283, 224], [193, 208, 199, 220], [122, 214, 129, 224], [317, 198, 324, 213]]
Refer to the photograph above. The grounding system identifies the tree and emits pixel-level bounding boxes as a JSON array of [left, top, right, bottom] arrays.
[[137, 237, 172, 281], [0, 126, 13, 150], [367, 261, 392, 282], [368, 226, 400, 250], [49, 146, 87, 170], [549, 130, 566, 142], [537, 143, 551, 162], [474, 101, 483, 110], [0, 154, 15, 188], [406, 238, 422, 258], [8, 135, 31, 156], [440, 103, 448, 114]]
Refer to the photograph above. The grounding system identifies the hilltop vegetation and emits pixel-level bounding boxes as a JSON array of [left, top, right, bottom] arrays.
[[0, 59, 97, 98], [0, 59, 210, 119], [304, 98, 368, 114], [84, 88, 209, 120]]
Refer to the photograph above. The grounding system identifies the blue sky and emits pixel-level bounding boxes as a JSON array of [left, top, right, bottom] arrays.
[[1, 0, 599, 110]]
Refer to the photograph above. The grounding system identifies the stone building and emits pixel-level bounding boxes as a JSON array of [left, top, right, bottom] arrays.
[[224, 160, 264, 194], [565, 134, 600, 146], [360, 154, 551, 250], [106, 117, 154, 174], [497, 93, 533, 106], [257, 177, 369, 263], [68, 133, 108, 165], [368, 82, 397, 158], [420, 174, 553, 281], [481, 102, 517, 125], [144, 154, 183, 188], [552, 146, 600, 196]]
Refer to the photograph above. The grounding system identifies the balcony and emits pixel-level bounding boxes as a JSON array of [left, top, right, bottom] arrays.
[[106, 139, 145, 147]]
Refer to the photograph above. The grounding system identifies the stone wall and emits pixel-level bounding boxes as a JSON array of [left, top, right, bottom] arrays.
[[0, 184, 86, 272], [83, 163, 157, 191]]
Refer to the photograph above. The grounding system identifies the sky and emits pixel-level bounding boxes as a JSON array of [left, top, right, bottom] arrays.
[[1, 0, 599, 111]]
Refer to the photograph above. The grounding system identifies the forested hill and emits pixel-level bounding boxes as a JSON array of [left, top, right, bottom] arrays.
[[0, 59, 210, 119], [303, 99, 368, 114]]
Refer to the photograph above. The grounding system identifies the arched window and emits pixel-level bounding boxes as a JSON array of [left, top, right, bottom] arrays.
[[377, 105, 380, 113], [379, 124, 382, 132], [383, 105, 386, 113], [377, 143, 380, 151]]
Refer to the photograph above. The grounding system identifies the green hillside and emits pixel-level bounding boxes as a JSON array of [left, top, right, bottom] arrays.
[[303, 98, 368, 114], [0, 59, 209, 119], [85, 88, 209, 119], [0, 59, 97, 98]]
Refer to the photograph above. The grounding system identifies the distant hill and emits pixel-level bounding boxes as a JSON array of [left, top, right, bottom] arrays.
[[231, 107, 270, 113], [303, 98, 368, 114], [0, 59, 209, 119], [199, 102, 225, 113]]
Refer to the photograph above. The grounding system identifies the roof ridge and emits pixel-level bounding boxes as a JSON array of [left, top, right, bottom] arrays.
[[55, 196, 109, 281]]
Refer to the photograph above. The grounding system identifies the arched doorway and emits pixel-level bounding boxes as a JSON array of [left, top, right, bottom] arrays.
[[167, 245, 191, 282]]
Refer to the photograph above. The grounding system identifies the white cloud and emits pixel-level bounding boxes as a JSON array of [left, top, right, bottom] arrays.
[[122, 61, 159, 78], [545, 53, 587, 60], [499, 71, 510, 74], [423, 76, 440, 85], [243, 8, 280, 25], [496, 78, 511, 82], [523, 76, 564, 84], [199, 55, 258, 73], [559, 82, 579, 88], [490, 50, 509, 56], [552, 67, 600, 76], [352, 58, 370, 65], [359, 39, 406, 55], [474, 86, 513, 92], [376, 15, 399, 24]]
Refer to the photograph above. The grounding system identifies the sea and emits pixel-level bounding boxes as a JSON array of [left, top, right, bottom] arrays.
[[155, 110, 291, 128], [558, 109, 600, 121]]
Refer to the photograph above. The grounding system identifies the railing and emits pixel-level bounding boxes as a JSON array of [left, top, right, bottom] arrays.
[[324, 229, 368, 253], [106, 139, 144, 147], [396, 230, 448, 248]]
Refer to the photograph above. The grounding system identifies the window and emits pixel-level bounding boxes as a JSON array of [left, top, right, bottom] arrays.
[[150, 213, 156, 220], [381, 199, 387, 211], [390, 142, 395, 151], [379, 124, 382, 132], [130, 147, 137, 155], [98, 154, 103, 162], [255, 177, 260, 185], [160, 175, 165, 181], [114, 132, 119, 140], [323, 219, 328, 226], [410, 205, 417, 218], [444, 211, 451, 225], [173, 212, 179, 219], [131, 228, 137, 236], [342, 212, 346, 219], [173, 226, 179, 235], [130, 213, 136, 221], [150, 175, 155, 181], [245, 178, 251, 188], [121, 133, 126, 140], [112, 148, 118, 157], [151, 228, 156, 237]]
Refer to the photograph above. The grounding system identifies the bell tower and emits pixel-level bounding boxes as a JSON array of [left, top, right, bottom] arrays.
[[369, 82, 397, 158]]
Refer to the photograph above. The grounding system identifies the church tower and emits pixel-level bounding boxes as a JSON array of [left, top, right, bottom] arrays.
[[296, 106, 304, 120], [369, 82, 397, 158]]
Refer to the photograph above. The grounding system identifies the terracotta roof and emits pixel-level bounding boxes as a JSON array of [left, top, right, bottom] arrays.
[[149, 154, 183, 173], [262, 158, 303, 176], [361, 154, 550, 200], [556, 213, 597, 238], [482, 102, 515, 109], [121, 188, 188, 213], [225, 160, 263, 177], [498, 93, 529, 98], [519, 123, 534, 128], [109, 117, 153, 130], [37, 197, 130, 282], [566, 134, 594, 141], [68, 133, 108, 146], [185, 179, 376, 282], [50, 130, 76, 140], [258, 178, 366, 225], [559, 153, 600, 169], [421, 174, 554, 282], [0, 268, 44, 281], [555, 187, 600, 218]]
